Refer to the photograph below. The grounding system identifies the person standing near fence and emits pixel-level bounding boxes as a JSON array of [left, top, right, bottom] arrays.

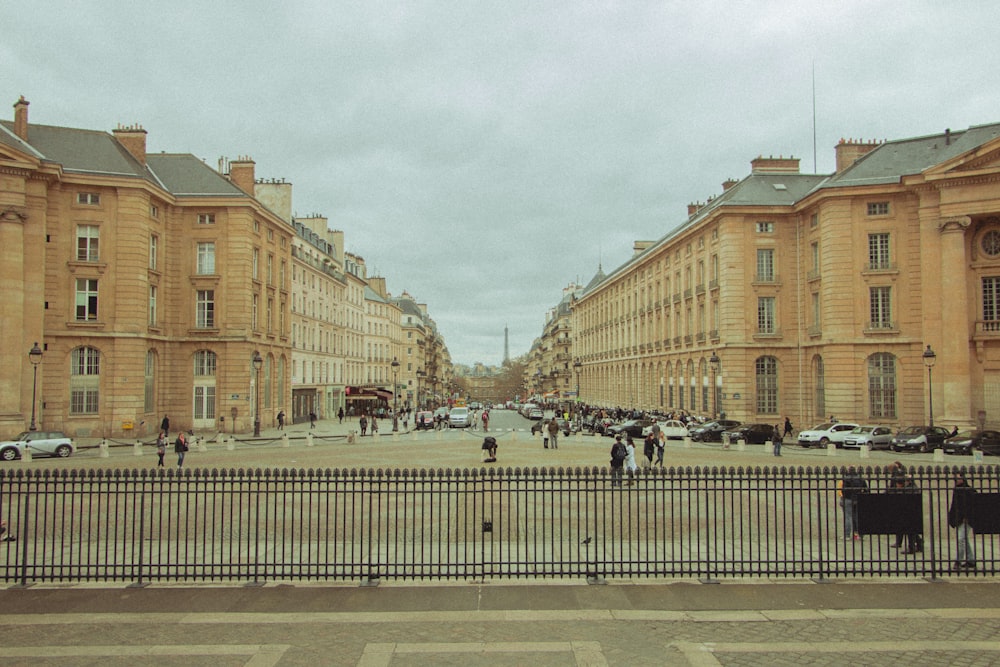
[[654, 431, 665, 467], [643, 432, 656, 468], [840, 466, 868, 540], [624, 435, 638, 484], [174, 431, 189, 468], [609, 435, 627, 487], [359, 414, 368, 437], [772, 425, 782, 457], [547, 417, 559, 449], [155, 431, 167, 468], [948, 472, 977, 570]]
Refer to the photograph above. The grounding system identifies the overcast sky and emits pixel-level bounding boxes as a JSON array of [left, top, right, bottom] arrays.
[[5, 1, 999, 366]]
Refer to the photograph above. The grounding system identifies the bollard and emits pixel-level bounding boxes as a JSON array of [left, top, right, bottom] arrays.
[[22, 444, 33, 463], [373, 431, 381, 443], [683, 436, 691, 449], [764, 441, 773, 455], [282, 433, 291, 448], [305, 433, 314, 447], [737, 438, 746, 452], [197, 436, 207, 453], [860, 445, 871, 459], [933, 448, 945, 463], [392, 431, 399, 442], [973, 449, 984, 465], [827, 443, 837, 457], [134, 440, 144, 456], [411, 430, 419, 441], [347, 431, 357, 444], [226, 436, 236, 451], [100, 438, 110, 458], [216, 432, 226, 444], [511, 428, 519, 442], [722, 433, 730, 450]]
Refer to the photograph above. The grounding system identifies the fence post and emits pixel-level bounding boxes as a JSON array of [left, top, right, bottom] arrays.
[[134, 440, 143, 456], [100, 438, 110, 458], [305, 433, 314, 447], [226, 436, 236, 451], [282, 433, 291, 448]]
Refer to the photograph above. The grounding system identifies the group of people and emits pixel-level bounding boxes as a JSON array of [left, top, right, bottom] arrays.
[[608, 430, 667, 486], [154, 415, 190, 468], [840, 464, 979, 570]]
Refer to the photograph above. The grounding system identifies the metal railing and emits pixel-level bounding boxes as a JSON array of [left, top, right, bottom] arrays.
[[0, 464, 996, 585]]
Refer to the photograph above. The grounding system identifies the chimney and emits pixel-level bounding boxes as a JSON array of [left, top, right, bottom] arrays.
[[687, 202, 701, 217], [633, 241, 653, 256], [13, 96, 29, 141], [835, 138, 881, 173], [722, 178, 739, 191], [750, 155, 800, 174], [112, 124, 148, 165], [228, 156, 256, 194]]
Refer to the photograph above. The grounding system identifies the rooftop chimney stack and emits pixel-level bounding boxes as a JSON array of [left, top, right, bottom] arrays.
[[112, 124, 148, 165], [722, 178, 739, 191], [228, 156, 256, 194], [835, 138, 881, 174], [13, 96, 29, 141], [750, 155, 800, 174]]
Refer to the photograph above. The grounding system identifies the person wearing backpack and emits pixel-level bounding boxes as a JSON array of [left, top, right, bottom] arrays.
[[609, 435, 627, 487]]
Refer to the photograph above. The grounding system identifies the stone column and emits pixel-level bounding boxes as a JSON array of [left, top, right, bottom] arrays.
[[938, 216, 972, 425]]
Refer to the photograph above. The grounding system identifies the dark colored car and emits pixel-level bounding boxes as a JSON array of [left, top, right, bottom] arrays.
[[890, 425, 951, 453], [688, 420, 742, 443], [723, 423, 777, 445], [943, 430, 1000, 456], [605, 419, 655, 439]]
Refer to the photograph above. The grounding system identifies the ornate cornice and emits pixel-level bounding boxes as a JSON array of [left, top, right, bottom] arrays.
[[939, 216, 972, 233]]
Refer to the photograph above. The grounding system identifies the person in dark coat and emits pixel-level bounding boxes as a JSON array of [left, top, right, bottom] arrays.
[[887, 462, 921, 554], [609, 436, 627, 487], [643, 433, 656, 468], [174, 431, 189, 468], [783, 417, 793, 439], [772, 425, 782, 456], [840, 466, 868, 540], [948, 472, 976, 570], [160, 414, 170, 436]]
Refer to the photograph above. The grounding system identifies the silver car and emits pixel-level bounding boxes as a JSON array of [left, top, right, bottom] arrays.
[[0, 431, 76, 460], [842, 425, 894, 450]]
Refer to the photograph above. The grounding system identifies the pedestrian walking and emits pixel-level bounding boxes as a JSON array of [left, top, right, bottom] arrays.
[[160, 414, 170, 437], [888, 462, 922, 554], [155, 430, 167, 468], [609, 435, 627, 487], [643, 433, 656, 468], [547, 418, 559, 449], [277, 410, 285, 430], [360, 415, 368, 437], [783, 417, 793, 439], [948, 472, 977, 570], [371, 416, 379, 434], [338, 407, 344, 424], [624, 436, 638, 484], [840, 465, 868, 540], [309, 411, 317, 429], [174, 431, 189, 468], [654, 431, 665, 467], [481, 410, 489, 432], [772, 424, 782, 456]]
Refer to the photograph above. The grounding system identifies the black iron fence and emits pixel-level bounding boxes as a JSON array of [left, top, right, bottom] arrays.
[[0, 464, 996, 585]]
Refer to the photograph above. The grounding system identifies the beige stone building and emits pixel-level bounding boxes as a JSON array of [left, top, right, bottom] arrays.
[[0, 98, 293, 438], [574, 123, 1000, 430]]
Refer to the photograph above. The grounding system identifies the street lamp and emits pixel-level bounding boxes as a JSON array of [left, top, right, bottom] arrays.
[[252, 352, 263, 437], [923, 345, 936, 427], [28, 342, 42, 431], [709, 352, 721, 420], [415, 369, 425, 410], [573, 358, 582, 405], [391, 358, 400, 431]]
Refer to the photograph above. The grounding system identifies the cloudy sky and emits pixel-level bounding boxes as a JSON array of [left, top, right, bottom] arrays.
[[4, 1, 999, 366]]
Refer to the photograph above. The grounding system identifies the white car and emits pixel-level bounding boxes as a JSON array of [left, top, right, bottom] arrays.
[[0, 431, 76, 460], [449, 407, 471, 428], [843, 425, 895, 450], [643, 420, 689, 440], [797, 422, 860, 449]]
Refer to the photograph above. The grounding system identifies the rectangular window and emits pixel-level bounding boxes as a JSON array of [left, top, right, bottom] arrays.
[[984, 277, 1000, 322], [867, 201, 890, 216], [76, 192, 100, 205], [149, 235, 158, 270], [149, 285, 157, 326], [75, 278, 98, 321], [150, 204, 159, 218], [76, 225, 99, 262], [267, 298, 273, 332], [197, 213, 216, 225], [280, 260, 287, 289], [868, 233, 891, 270], [196, 290, 215, 328], [252, 248, 260, 280], [869, 286, 892, 328], [755, 221, 774, 233], [812, 292, 821, 328], [757, 297, 775, 333], [70, 347, 100, 414], [267, 254, 274, 285], [810, 213, 819, 228], [252, 294, 259, 330], [811, 242, 819, 272], [196, 241, 216, 274], [756, 248, 775, 281]]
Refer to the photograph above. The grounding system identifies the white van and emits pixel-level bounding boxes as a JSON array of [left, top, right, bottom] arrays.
[[449, 407, 471, 428]]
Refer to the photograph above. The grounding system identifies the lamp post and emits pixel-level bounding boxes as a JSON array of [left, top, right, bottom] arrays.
[[709, 352, 721, 420], [252, 352, 263, 437], [573, 358, 582, 407], [391, 358, 400, 431], [431, 375, 438, 408], [28, 342, 42, 431], [923, 345, 936, 427], [415, 369, 425, 410]]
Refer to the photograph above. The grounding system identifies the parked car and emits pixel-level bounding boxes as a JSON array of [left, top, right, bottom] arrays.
[[842, 425, 895, 450], [414, 411, 435, 430], [796, 422, 860, 448], [688, 420, 741, 443], [605, 419, 655, 439], [890, 425, 952, 453], [943, 429, 1000, 456], [527, 407, 544, 420], [643, 419, 689, 440], [448, 407, 471, 428], [723, 423, 776, 445], [0, 431, 76, 461]]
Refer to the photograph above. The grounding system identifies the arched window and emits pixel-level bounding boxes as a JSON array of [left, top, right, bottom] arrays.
[[755, 356, 778, 414], [70, 346, 100, 414], [868, 353, 897, 418]]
